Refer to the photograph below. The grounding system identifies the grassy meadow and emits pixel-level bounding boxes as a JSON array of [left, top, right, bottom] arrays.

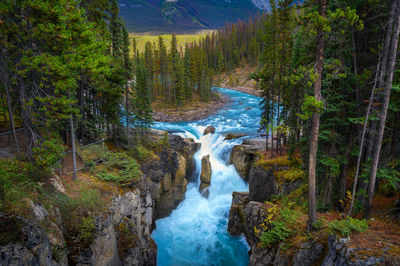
[[130, 30, 214, 53]]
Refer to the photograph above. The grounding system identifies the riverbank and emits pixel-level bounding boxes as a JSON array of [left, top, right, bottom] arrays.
[[214, 65, 263, 97], [152, 92, 230, 122], [217, 85, 262, 97]]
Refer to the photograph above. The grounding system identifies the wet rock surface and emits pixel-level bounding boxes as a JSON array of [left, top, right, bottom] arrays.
[[204, 126, 216, 135], [142, 130, 200, 219], [224, 133, 247, 140], [200, 155, 212, 196], [229, 139, 264, 181]]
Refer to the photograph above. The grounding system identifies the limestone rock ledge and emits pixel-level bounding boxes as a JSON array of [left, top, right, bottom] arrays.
[[227, 192, 399, 265], [0, 189, 156, 266]]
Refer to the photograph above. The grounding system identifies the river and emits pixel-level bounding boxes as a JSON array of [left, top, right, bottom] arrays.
[[151, 87, 262, 266]]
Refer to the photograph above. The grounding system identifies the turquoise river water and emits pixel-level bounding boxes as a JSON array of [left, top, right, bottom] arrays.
[[151, 88, 262, 266]]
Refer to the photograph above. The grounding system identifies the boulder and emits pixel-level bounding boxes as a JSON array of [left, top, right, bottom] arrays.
[[227, 192, 250, 235], [200, 155, 212, 195], [229, 140, 264, 181], [249, 166, 278, 202], [293, 240, 324, 266], [224, 133, 247, 140], [200, 155, 212, 184], [0, 213, 54, 266], [204, 126, 216, 135]]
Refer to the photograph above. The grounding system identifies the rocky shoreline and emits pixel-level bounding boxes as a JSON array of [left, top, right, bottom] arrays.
[[152, 93, 230, 122], [216, 84, 263, 97]]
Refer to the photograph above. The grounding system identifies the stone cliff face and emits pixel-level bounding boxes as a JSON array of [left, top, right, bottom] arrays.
[[144, 131, 200, 219], [227, 192, 326, 266], [73, 189, 156, 266], [229, 139, 263, 181]]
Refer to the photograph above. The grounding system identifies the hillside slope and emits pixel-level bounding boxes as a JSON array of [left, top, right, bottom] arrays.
[[119, 0, 268, 33]]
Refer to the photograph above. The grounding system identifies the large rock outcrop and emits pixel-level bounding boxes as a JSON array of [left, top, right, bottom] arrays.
[[66, 189, 156, 266], [248, 165, 303, 203], [227, 193, 324, 266], [248, 166, 278, 202], [142, 130, 201, 219], [0, 213, 55, 266], [229, 139, 264, 181], [200, 155, 212, 196], [322, 235, 400, 266], [143, 149, 188, 219]]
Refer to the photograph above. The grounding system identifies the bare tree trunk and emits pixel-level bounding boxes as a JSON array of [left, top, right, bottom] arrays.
[[347, 55, 382, 216], [339, 137, 353, 202], [70, 114, 77, 181], [19, 78, 34, 162], [308, 0, 326, 230], [125, 82, 130, 147], [365, 0, 400, 218]]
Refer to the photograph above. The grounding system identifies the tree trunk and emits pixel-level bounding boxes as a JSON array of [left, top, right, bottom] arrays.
[[4, 77, 20, 157], [347, 55, 382, 216], [365, 0, 400, 218], [19, 78, 34, 162], [308, 0, 326, 230], [339, 137, 353, 202], [70, 114, 78, 181]]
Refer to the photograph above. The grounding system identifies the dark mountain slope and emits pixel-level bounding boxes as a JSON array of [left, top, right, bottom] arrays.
[[119, 0, 266, 33]]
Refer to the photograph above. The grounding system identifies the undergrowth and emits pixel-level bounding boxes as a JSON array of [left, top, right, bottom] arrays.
[[328, 217, 368, 237], [259, 206, 303, 247], [91, 152, 142, 185]]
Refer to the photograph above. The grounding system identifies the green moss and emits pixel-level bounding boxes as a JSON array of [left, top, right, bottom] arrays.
[[275, 168, 305, 185], [255, 155, 291, 168]]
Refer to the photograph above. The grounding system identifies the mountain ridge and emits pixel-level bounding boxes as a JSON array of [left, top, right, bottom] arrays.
[[119, 0, 269, 33]]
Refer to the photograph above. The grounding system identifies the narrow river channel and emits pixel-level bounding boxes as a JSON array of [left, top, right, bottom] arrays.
[[151, 88, 262, 265]]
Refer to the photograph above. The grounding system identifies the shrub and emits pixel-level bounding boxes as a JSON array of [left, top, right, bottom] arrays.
[[51, 188, 102, 238], [259, 207, 302, 246], [328, 217, 368, 237], [0, 160, 43, 215], [133, 145, 158, 161], [78, 216, 95, 242], [32, 139, 65, 171], [91, 152, 142, 185]]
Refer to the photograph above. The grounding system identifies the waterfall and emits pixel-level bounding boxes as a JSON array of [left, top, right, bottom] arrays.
[[151, 88, 262, 266]]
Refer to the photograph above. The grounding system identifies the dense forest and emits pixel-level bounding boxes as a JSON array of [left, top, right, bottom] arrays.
[[187, 0, 400, 224], [0, 0, 217, 166], [1, 0, 399, 224], [1, 0, 400, 264]]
